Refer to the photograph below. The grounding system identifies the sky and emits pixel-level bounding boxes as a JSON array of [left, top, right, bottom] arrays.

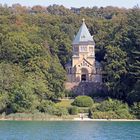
[[0, 0, 140, 8]]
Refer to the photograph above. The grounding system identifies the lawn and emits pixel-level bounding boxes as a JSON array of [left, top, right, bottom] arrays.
[[55, 99, 74, 108]]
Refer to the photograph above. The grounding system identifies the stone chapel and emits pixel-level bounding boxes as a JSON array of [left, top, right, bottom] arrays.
[[65, 19, 102, 83]]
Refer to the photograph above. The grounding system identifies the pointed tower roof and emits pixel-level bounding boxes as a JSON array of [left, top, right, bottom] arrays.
[[72, 19, 94, 45]]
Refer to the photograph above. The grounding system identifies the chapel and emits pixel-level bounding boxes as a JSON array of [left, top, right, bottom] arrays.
[[65, 19, 102, 83]]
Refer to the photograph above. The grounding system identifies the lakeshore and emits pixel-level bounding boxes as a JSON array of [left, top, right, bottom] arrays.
[[0, 116, 140, 122]]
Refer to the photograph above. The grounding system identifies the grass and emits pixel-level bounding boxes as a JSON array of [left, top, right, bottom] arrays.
[[55, 99, 90, 113], [55, 99, 74, 108]]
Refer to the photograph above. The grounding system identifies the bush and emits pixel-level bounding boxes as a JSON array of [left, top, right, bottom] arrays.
[[72, 96, 93, 107], [89, 98, 133, 119], [127, 81, 140, 104], [97, 98, 128, 112], [115, 109, 133, 119], [92, 111, 133, 119], [38, 100, 69, 116], [37, 100, 55, 113], [92, 111, 117, 119], [52, 107, 68, 116], [78, 107, 89, 113], [131, 102, 140, 119], [69, 106, 78, 115]]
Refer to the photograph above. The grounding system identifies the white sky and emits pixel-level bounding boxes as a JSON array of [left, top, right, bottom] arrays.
[[0, 0, 140, 8]]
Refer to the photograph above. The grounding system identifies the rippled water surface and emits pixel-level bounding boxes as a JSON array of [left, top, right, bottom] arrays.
[[0, 121, 140, 140]]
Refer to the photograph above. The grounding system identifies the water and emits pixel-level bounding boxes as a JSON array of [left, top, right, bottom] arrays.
[[0, 121, 140, 140]]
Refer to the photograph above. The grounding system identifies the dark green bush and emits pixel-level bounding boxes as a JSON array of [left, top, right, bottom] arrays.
[[72, 96, 93, 107], [69, 106, 78, 115], [131, 102, 140, 119]]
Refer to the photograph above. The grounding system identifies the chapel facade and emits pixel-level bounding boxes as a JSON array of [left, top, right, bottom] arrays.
[[65, 19, 102, 83]]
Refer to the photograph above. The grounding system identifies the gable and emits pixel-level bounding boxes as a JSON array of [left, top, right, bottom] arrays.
[[76, 58, 93, 67]]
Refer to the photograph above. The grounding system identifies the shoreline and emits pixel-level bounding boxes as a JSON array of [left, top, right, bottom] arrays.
[[0, 117, 140, 122]]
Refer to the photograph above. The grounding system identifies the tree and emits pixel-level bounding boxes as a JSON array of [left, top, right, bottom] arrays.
[[126, 7, 140, 103], [0, 32, 45, 64], [9, 80, 39, 113], [131, 102, 140, 119], [104, 45, 127, 98], [127, 80, 140, 103]]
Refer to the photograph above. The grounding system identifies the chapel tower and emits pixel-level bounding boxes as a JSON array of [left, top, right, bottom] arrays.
[[66, 19, 102, 83]]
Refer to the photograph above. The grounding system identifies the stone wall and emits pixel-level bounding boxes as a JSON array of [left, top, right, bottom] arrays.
[[65, 82, 106, 96]]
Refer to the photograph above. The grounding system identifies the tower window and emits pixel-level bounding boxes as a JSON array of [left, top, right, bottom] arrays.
[[73, 46, 78, 52], [89, 47, 93, 52], [80, 46, 87, 52]]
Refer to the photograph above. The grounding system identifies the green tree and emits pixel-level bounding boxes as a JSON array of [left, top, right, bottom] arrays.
[[104, 45, 127, 98], [131, 102, 140, 119]]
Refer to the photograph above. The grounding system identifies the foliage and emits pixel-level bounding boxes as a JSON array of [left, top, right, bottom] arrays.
[[0, 4, 140, 115], [92, 111, 117, 119], [0, 93, 9, 113], [55, 99, 73, 108], [104, 45, 127, 98], [68, 106, 78, 115], [38, 100, 69, 116], [72, 96, 93, 107], [51, 107, 69, 116], [90, 98, 133, 119], [78, 107, 90, 113], [37, 100, 55, 113], [9, 81, 39, 113], [131, 102, 140, 119], [127, 80, 140, 103], [96, 98, 128, 112]]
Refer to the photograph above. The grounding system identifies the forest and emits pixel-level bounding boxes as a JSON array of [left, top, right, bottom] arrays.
[[0, 4, 140, 117]]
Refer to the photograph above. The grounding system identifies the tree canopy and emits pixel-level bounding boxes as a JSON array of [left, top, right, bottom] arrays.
[[0, 4, 140, 113]]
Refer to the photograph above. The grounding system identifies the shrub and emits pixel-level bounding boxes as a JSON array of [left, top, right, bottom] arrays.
[[97, 98, 128, 112], [131, 102, 140, 119], [38, 100, 68, 116], [92, 111, 133, 119], [127, 81, 140, 104], [78, 107, 89, 113], [92, 111, 118, 119], [52, 107, 68, 116], [89, 98, 133, 119], [72, 96, 93, 107], [115, 109, 133, 119], [37, 100, 55, 113], [69, 106, 78, 115]]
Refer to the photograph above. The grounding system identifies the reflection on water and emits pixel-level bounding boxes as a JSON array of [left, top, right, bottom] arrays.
[[0, 121, 140, 140]]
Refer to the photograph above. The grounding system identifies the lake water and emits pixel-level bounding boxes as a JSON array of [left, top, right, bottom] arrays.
[[0, 121, 140, 140]]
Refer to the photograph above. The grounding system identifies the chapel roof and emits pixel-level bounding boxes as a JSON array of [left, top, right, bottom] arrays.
[[72, 19, 95, 45]]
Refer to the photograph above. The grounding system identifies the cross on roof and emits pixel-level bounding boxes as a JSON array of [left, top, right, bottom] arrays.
[[82, 18, 85, 23]]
